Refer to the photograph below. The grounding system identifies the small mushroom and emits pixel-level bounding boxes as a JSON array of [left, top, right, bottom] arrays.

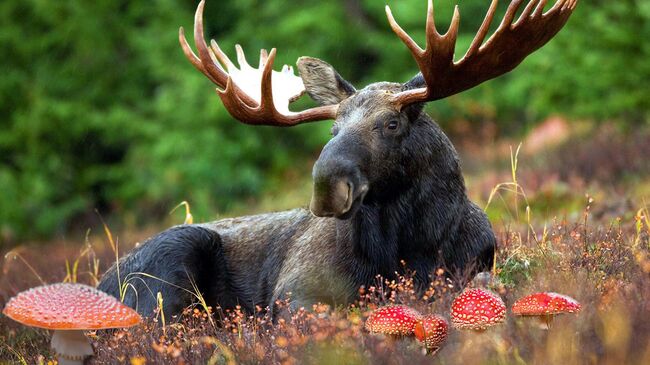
[[450, 288, 506, 331], [414, 314, 448, 355], [2, 283, 141, 364], [512, 292, 581, 328], [365, 305, 422, 336]]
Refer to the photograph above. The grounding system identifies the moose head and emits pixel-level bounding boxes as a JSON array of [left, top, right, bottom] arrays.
[[180, 0, 577, 219]]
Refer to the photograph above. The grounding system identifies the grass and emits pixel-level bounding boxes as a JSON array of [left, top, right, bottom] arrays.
[[1, 122, 649, 364]]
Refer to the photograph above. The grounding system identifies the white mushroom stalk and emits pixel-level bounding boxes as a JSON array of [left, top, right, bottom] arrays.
[[51, 330, 94, 365]]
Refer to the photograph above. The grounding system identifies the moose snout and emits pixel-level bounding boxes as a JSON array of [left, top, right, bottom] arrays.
[[310, 157, 368, 219], [310, 178, 353, 217]]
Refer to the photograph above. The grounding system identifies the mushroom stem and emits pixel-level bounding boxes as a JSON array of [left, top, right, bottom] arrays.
[[51, 330, 94, 365], [536, 314, 554, 330]]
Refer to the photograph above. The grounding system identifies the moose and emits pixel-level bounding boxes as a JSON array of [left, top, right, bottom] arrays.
[[99, 0, 577, 316]]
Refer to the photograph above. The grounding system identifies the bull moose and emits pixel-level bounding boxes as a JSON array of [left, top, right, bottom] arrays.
[[99, 0, 577, 316]]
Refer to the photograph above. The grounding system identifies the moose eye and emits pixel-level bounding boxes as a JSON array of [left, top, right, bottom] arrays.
[[386, 120, 399, 131]]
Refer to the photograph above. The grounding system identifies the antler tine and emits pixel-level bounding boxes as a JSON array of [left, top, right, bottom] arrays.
[[210, 40, 236, 72], [532, 0, 549, 18], [259, 49, 269, 68], [563, 0, 578, 13], [207, 47, 225, 74], [236, 44, 254, 71], [192, 1, 228, 88], [259, 48, 278, 110], [442, 6, 461, 57], [464, 0, 499, 59], [517, 0, 543, 25], [559, 0, 568, 10], [498, 0, 525, 32], [424, 0, 439, 42], [385, 5, 424, 57], [179, 27, 218, 84]]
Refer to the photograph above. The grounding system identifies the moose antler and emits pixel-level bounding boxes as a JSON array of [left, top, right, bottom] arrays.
[[179, 0, 337, 126], [387, 0, 578, 108]]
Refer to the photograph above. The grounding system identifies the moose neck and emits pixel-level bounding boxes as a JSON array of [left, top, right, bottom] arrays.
[[336, 115, 468, 283]]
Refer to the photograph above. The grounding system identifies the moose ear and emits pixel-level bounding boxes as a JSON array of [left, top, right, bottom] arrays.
[[403, 102, 425, 122], [297, 57, 356, 106]]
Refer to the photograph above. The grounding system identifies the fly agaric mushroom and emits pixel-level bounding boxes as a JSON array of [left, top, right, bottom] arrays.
[[414, 314, 448, 355], [365, 305, 422, 336], [512, 292, 581, 328], [450, 288, 506, 331], [2, 283, 141, 364]]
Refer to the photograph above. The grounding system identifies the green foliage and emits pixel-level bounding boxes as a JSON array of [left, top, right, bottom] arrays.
[[486, 0, 650, 126], [0, 0, 647, 242], [497, 254, 538, 288]]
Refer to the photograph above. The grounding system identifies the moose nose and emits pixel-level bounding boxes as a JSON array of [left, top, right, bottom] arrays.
[[310, 151, 367, 218], [310, 132, 371, 218], [310, 178, 354, 217]]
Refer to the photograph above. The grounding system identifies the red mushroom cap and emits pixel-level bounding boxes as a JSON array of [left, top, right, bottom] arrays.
[[450, 288, 506, 330], [2, 283, 141, 330], [414, 314, 448, 351], [365, 305, 422, 336], [512, 292, 581, 316]]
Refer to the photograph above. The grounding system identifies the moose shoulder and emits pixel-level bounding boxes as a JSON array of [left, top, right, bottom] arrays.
[[98, 0, 577, 316]]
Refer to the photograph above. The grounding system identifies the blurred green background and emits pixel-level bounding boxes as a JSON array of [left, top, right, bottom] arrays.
[[0, 0, 648, 243]]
